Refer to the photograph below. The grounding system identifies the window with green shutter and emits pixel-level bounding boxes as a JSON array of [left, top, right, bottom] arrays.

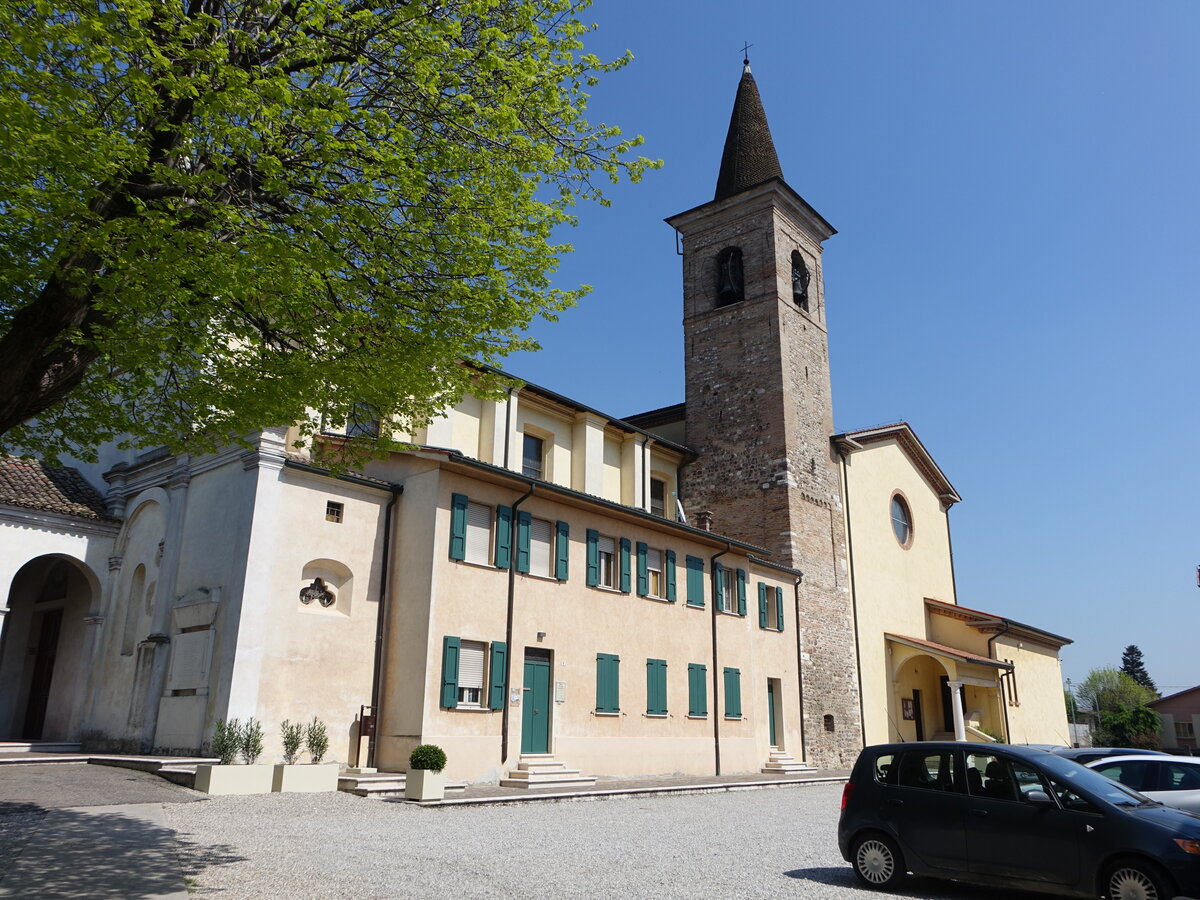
[[686, 556, 704, 607], [596, 653, 620, 713], [449, 494, 469, 560], [736, 568, 747, 616], [776, 585, 785, 631], [688, 663, 707, 717], [586, 529, 600, 586], [758, 581, 769, 628], [555, 520, 570, 580], [724, 667, 742, 718], [494, 504, 512, 569], [440, 636, 461, 708], [619, 537, 631, 593], [665, 550, 677, 602], [646, 658, 667, 716], [515, 510, 532, 573], [487, 641, 508, 710], [636, 542, 649, 596]]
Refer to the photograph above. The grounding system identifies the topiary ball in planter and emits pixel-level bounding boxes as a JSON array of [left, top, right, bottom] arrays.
[[409, 744, 446, 773]]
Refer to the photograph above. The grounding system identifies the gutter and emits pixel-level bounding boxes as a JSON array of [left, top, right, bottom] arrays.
[[368, 483, 404, 767], [987, 619, 1014, 742], [500, 482, 536, 768], [709, 542, 732, 775], [835, 442, 867, 750], [792, 571, 806, 759]]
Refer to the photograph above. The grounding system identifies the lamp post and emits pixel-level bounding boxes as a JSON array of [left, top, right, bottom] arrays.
[[1066, 678, 1078, 747]]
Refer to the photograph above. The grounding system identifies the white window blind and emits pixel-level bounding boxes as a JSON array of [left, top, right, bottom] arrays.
[[646, 548, 662, 597], [465, 502, 492, 565], [530, 518, 552, 576], [458, 641, 485, 705]]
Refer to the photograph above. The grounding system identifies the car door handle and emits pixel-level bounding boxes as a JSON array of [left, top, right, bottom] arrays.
[[887, 798, 904, 807], [970, 809, 988, 817]]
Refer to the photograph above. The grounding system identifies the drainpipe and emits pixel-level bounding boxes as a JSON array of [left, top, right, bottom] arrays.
[[709, 542, 732, 775], [500, 482, 536, 768], [792, 571, 806, 759], [837, 443, 867, 750], [367, 483, 404, 769], [987, 619, 1013, 742], [501, 387, 515, 469]]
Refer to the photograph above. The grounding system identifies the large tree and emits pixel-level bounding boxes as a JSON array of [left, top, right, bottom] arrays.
[[1120, 645, 1158, 695], [0, 0, 655, 461], [1076, 667, 1160, 748]]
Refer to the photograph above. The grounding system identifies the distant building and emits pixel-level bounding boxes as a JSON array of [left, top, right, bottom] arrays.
[[1150, 686, 1200, 751]]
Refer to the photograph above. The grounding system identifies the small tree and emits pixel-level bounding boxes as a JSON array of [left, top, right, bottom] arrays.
[[1104, 705, 1162, 750], [1077, 668, 1158, 746], [211, 718, 241, 765], [241, 718, 265, 765], [280, 720, 304, 766], [1120, 645, 1159, 695], [305, 717, 329, 765], [409, 745, 447, 773]]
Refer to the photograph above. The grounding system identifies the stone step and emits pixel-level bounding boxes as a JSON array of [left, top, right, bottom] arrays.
[[337, 771, 468, 799], [500, 755, 596, 789], [761, 750, 816, 776], [0, 741, 81, 753], [499, 773, 597, 789]]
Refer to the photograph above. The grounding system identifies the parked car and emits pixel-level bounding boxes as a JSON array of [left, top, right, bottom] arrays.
[[838, 742, 1200, 899], [1051, 747, 1171, 766], [1087, 754, 1200, 814]]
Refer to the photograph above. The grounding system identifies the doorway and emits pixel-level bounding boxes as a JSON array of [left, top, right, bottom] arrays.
[[912, 689, 925, 741], [21, 609, 63, 739], [767, 678, 782, 748], [520, 648, 552, 754]]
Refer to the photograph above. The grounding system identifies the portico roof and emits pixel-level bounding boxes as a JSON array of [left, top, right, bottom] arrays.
[[885, 633, 1013, 670]]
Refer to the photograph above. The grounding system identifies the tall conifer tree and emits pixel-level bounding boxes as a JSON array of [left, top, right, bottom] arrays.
[[1120, 645, 1158, 695]]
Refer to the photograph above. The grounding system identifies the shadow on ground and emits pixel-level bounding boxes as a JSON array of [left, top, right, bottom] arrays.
[[784, 866, 1047, 898]]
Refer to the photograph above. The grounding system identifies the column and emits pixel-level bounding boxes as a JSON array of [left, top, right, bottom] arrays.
[[948, 680, 966, 742]]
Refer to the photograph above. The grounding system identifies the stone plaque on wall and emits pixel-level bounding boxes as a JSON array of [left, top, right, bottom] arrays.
[[167, 630, 213, 692]]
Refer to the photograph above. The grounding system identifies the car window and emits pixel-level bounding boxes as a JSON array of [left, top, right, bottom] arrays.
[[1049, 778, 1101, 814], [1165, 763, 1200, 791], [1039, 754, 1154, 807], [874, 753, 895, 784], [966, 753, 1048, 803], [1095, 761, 1154, 793], [896, 750, 958, 792]]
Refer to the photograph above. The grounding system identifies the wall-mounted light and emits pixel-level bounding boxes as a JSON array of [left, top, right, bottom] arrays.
[[537, 631, 546, 642]]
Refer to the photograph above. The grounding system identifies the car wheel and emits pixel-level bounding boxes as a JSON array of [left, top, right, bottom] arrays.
[[851, 832, 905, 890], [1104, 858, 1174, 900]]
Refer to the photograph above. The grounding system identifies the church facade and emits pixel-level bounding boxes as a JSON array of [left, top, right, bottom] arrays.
[[0, 63, 1071, 779]]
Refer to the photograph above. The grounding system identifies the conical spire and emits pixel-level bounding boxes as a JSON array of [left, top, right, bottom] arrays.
[[714, 60, 783, 201]]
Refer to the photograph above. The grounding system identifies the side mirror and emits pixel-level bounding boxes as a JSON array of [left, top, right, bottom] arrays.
[[1026, 789, 1054, 805]]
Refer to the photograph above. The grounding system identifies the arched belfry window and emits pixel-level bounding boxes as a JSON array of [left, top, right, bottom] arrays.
[[715, 247, 744, 307], [791, 250, 810, 310]]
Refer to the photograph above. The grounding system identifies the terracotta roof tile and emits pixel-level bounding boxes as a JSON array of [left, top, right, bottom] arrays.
[[0, 457, 113, 520]]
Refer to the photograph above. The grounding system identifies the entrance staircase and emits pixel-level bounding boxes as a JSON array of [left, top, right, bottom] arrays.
[[760, 749, 816, 776], [336, 769, 467, 799], [499, 754, 596, 789]]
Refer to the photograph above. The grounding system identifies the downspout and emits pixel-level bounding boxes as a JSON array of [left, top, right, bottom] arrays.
[[792, 571, 806, 758], [367, 483, 404, 768], [501, 386, 515, 469], [709, 542, 732, 775], [838, 443, 867, 749], [987, 619, 1013, 742], [500, 482, 536, 768]]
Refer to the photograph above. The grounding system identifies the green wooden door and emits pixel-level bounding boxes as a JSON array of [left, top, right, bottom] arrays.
[[767, 680, 778, 747], [521, 650, 551, 754]]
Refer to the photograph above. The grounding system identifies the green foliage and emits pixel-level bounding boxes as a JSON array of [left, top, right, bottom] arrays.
[[409, 744, 447, 772], [1120, 645, 1158, 695], [1103, 704, 1162, 750], [211, 717, 240, 765], [240, 717, 264, 765], [1076, 668, 1157, 716], [305, 717, 329, 764], [280, 719, 304, 765], [1078, 667, 1161, 747], [0, 0, 659, 459]]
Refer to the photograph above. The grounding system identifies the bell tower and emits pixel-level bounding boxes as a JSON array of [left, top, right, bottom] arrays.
[[667, 60, 862, 765]]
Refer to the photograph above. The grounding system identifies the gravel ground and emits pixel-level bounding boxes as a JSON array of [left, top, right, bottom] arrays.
[[163, 783, 1040, 900]]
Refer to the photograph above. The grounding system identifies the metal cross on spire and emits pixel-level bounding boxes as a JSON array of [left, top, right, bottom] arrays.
[[741, 41, 753, 65]]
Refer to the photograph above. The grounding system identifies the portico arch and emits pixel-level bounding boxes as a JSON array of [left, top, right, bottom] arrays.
[[0, 554, 100, 741]]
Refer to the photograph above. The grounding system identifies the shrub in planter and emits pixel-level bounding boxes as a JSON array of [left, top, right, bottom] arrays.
[[280, 720, 304, 765], [241, 718, 265, 765], [409, 744, 446, 773], [211, 718, 241, 765], [405, 745, 448, 801], [305, 717, 329, 764]]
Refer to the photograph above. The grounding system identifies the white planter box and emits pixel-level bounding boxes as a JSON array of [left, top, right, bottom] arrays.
[[194, 764, 275, 795], [272, 763, 340, 793], [404, 770, 446, 801]]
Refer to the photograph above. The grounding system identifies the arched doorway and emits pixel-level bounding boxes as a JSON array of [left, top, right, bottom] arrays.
[[0, 555, 98, 741], [892, 652, 951, 742]]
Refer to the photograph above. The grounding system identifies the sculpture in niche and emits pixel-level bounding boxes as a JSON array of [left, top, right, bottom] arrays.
[[715, 247, 744, 306], [791, 250, 810, 309], [299, 577, 335, 608]]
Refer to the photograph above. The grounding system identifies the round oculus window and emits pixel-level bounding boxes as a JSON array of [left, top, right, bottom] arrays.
[[890, 495, 912, 546]]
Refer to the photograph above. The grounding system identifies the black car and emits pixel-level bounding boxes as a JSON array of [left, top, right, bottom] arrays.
[[838, 742, 1200, 899]]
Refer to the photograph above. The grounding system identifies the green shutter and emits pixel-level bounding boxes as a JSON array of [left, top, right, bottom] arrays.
[[555, 520, 570, 580], [449, 494, 468, 560], [440, 636, 461, 708], [494, 505, 512, 569], [724, 667, 742, 718], [646, 658, 667, 715], [713, 562, 724, 609], [688, 663, 707, 717], [516, 510, 531, 573], [758, 582, 768, 628], [686, 556, 704, 607], [586, 529, 599, 586], [619, 537, 631, 593], [596, 653, 620, 713], [736, 568, 747, 616], [636, 542, 648, 596], [776, 586, 785, 632], [487, 641, 508, 710], [665, 550, 677, 602]]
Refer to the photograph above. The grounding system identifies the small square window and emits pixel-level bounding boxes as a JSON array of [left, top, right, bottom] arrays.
[[325, 502, 344, 523]]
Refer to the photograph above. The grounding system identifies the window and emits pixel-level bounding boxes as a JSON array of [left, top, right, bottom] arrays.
[[791, 250, 811, 310], [450, 494, 499, 565], [759, 582, 785, 631], [966, 753, 1048, 803], [688, 663, 707, 717], [646, 658, 667, 716], [1177, 721, 1196, 740], [345, 403, 379, 438], [596, 653, 620, 714], [685, 555, 705, 607], [1165, 763, 1200, 790], [598, 534, 616, 588], [896, 750, 958, 792], [1048, 779, 1100, 814], [525, 516, 553, 577], [650, 478, 666, 517], [723, 667, 742, 718], [636, 543, 667, 599], [715, 246, 744, 306], [325, 501, 343, 523], [440, 636, 507, 710], [587, 531, 629, 591], [465, 501, 493, 565], [890, 493, 913, 547], [522, 433, 544, 479], [646, 548, 662, 598], [714, 565, 746, 615]]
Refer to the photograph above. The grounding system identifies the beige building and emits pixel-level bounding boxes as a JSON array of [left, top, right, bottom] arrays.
[[0, 61, 1072, 780]]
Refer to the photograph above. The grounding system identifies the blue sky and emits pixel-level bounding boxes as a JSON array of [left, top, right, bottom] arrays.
[[506, 1, 1199, 696]]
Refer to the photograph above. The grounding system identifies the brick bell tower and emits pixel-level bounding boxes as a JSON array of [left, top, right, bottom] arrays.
[[666, 59, 862, 766]]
